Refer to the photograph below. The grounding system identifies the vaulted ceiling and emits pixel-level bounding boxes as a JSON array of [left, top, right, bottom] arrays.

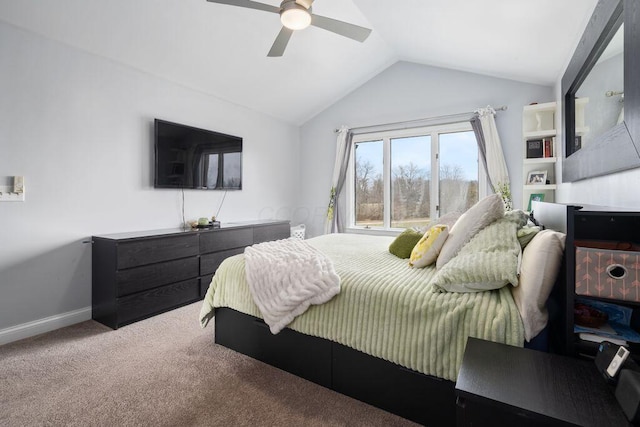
[[0, 0, 598, 125]]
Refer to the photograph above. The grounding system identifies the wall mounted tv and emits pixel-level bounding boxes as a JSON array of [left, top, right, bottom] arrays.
[[154, 119, 242, 190]]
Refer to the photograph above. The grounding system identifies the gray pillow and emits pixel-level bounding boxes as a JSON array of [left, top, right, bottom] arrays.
[[436, 194, 504, 269]]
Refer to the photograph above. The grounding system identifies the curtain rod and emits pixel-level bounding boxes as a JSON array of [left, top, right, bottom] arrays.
[[335, 105, 508, 133]]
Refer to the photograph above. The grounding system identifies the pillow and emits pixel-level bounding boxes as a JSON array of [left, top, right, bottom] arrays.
[[517, 226, 541, 249], [430, 213, 523, 292], [511, 230, 566, 342], [436, 194, 505, 269], [409, 225, 449, 268], [388, 229, 423, 259]]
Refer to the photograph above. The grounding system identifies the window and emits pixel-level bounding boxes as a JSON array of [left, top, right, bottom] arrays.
[[203, 151, 242, 189], [347, 122, 486, 233]]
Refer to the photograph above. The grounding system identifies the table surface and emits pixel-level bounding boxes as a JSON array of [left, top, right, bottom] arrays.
[[455, 338, 629, 426]]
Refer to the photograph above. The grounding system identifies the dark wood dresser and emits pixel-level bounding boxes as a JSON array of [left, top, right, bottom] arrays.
[[92, 220, 290, 329]]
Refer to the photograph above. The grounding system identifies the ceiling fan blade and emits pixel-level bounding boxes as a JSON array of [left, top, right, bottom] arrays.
[[267, 27, 294, 57], [310, 14, 372, 42], [206, 0, 280, 14]]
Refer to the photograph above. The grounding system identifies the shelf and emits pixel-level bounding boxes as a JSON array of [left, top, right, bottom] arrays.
[[524, 184, 557, 191], [522, 101, 556, 113], [524, 157, 556, 164], [524, 130, 557, 139], [522, 101, 558, 211]]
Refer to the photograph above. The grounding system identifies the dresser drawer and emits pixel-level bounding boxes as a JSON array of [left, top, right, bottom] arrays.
[[253, 223, 290, 244], [200, 228, 253, 253], [117, 278, 199, 326], [116, 256, 198, 297], [200, 274, 214, 298], [200, 248, 244, 276], [116, 235, 199, 269]]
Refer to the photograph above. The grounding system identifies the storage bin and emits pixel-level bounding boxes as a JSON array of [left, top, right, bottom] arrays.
[[575, 246, 640, 303], [291, 224, 306, 240]]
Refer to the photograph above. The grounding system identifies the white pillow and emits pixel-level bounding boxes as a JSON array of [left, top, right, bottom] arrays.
[[511, 229, 566, 342], [436, 194, 504, 269]]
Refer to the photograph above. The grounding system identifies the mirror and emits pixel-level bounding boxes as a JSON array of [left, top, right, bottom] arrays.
[[575, 24, 624, 150], [562, 0, 640, 182]]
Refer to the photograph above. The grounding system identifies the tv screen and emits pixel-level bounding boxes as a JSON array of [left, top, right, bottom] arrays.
[[154, 119, 242, 190]]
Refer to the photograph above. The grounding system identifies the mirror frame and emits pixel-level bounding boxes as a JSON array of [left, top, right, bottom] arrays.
[[562, 0, 640, 182]]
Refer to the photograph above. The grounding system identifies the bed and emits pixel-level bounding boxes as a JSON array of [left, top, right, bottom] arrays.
[[199, 199, 566, 426]]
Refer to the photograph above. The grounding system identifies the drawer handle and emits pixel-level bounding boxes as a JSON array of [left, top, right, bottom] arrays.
[[607, 264, 628, 280]]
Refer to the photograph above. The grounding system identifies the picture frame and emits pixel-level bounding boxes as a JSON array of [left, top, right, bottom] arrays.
[[526, 170, 547, 185], [527, 193, 545, 211], [526, 139, 544, 159]]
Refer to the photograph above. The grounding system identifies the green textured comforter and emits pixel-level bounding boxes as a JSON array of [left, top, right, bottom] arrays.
[[199, 233, 524, 381]]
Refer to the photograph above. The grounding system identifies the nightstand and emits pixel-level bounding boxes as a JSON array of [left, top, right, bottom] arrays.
[[455, 337, 629, 426]]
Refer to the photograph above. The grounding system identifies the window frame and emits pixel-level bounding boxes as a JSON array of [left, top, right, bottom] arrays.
[[345, 122, 488, 235]]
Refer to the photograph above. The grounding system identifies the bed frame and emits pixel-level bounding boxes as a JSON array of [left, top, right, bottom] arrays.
[[213, 203, 564, 426], [215, 307, 456, 426]]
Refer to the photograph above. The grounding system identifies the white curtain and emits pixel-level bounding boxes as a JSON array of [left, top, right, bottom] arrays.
[[473, 106, 512, 209], [324, 126, 353, 234]]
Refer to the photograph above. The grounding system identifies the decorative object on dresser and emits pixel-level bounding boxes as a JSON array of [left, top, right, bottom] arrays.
[[455, 337, 629, 426], [92, 220, 290, 329]]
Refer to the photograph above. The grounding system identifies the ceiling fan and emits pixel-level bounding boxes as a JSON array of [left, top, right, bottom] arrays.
[[206, 0, 372, 57]]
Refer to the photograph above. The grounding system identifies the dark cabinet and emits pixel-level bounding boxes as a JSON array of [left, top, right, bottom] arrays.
[[92, 220, 290, 329], [533, 202, 640, 358], [455, 338, 629, 427]]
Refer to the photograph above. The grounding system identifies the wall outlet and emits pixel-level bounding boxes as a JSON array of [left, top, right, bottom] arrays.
[[14, 176, 24, 193]]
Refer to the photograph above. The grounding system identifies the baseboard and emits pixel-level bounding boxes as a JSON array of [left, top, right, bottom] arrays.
[[0, 306, 92, 346]]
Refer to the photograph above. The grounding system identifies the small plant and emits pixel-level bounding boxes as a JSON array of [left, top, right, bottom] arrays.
[[495, 182, 512, 211]]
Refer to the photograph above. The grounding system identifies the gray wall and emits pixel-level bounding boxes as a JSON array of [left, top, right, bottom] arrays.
[[298, 61, 553, 238], [0, 22, 300, 333]]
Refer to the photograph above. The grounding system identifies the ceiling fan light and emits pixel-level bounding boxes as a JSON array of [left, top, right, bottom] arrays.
[[281, 5, 311, 30]]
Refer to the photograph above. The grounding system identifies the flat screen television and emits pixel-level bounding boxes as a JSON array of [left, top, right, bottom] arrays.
[[154, 119, 242, 190]]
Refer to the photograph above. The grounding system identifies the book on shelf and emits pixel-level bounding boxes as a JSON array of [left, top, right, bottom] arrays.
[[574, 298, 640, 345], [526, 139, 543, 158], [579, 333, 626, 346], [578, 325, 627, 346], [543, 137, 554, 158]]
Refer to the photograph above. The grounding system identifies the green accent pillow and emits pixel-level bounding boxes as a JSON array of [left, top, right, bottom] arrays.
[[430, 211, 525, 293], [517, 225, 541, 249], [388, 229, 423, 259]]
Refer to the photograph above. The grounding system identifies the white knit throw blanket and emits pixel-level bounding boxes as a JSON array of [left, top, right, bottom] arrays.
[[244, 238, 341, 334]]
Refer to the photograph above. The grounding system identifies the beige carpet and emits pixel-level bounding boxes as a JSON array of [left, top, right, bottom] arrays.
[[0, 302, 417, 426]]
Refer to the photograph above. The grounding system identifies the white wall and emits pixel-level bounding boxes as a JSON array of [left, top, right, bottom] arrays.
[[0, 22, 300, 334], [298, 61, 554, 237]]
